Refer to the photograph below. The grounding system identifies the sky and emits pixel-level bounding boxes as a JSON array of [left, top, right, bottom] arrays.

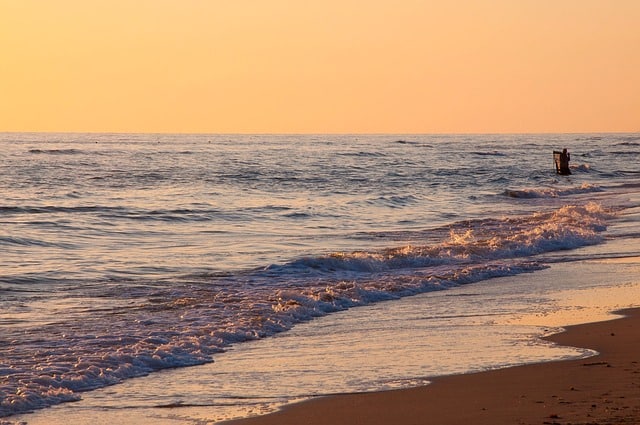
[[1, 0, 639, 134]]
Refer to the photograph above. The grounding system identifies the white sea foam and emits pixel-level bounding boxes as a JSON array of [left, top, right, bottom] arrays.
[[0, 203, 612, 417], [504, 183, 603, 199], [1, 133, 637, 419]]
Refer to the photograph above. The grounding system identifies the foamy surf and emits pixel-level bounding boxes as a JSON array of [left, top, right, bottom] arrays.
[[503, 183, 603, 199], [1, 133, 638, 420], [0, 203, 612, 417]]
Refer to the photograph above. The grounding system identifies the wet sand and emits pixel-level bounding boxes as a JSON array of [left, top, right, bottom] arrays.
[[12, 252, 640, 425], [227, 307, 640, 425]]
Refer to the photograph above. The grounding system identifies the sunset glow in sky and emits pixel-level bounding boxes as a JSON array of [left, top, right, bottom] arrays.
[[2, 0, 639, 133]]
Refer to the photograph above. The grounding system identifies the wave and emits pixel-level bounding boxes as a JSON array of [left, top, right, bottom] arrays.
[[1, 264, 548, 418], [617, 135, 640, 145], [267, 203, 609, 275], [573, 163, 592, 172], [607, 150, 640, 156], [472, 151, 507, 157], [0, 236, 73, 248], [0, 202, 613, 418], [0, 205, 113, 215], [338, 151, 387, 157], [0, 205, 226, 223], [28, 148, 83, 155], [503, 183, 603, 199], [365, 194, 419, 208]]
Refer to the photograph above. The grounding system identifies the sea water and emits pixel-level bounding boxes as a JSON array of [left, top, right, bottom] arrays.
[[1, 133, 639, 421]]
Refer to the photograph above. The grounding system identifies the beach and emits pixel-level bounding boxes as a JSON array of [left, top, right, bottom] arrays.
[[2, 134, 639, 424], [12, 251, 640, 425], [3, 1, 640, 422], [221, 246, 640, 425], [227, 304, 640, 425]]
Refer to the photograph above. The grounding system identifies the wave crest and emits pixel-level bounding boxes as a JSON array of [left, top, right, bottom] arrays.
[[268, 202, 609, 276], [504, 183, 603, 199], [0, 202, 612, 418]]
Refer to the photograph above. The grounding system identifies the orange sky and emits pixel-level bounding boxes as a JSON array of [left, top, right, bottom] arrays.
[[1, 0, 639, 133]]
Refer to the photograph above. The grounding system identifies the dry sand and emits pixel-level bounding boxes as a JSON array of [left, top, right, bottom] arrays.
[[226, 308, 640, 425]]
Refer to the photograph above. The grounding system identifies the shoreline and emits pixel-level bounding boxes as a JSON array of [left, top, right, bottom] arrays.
[[226, 307, 640, 425], [10, 254, 639, 425]]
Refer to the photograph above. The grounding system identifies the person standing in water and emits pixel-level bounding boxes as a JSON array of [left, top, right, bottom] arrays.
[[559, 148, 571, 175]]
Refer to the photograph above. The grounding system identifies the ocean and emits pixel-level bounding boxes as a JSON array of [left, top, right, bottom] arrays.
[[1, 133, 639, 422]]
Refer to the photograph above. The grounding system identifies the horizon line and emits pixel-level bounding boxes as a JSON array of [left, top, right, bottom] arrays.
[[2, 130, 639, 136]]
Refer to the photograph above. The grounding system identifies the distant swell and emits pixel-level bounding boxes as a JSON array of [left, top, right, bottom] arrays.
[[0, 236, 71, 248], [28, 148, 82, 155], [0, 205, 223, 222], [472, 151, 506, 157]]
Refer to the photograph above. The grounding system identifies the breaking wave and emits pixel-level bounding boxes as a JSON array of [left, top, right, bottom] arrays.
[[0, 202, 611, 417], [503, 183, 603, 199]]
